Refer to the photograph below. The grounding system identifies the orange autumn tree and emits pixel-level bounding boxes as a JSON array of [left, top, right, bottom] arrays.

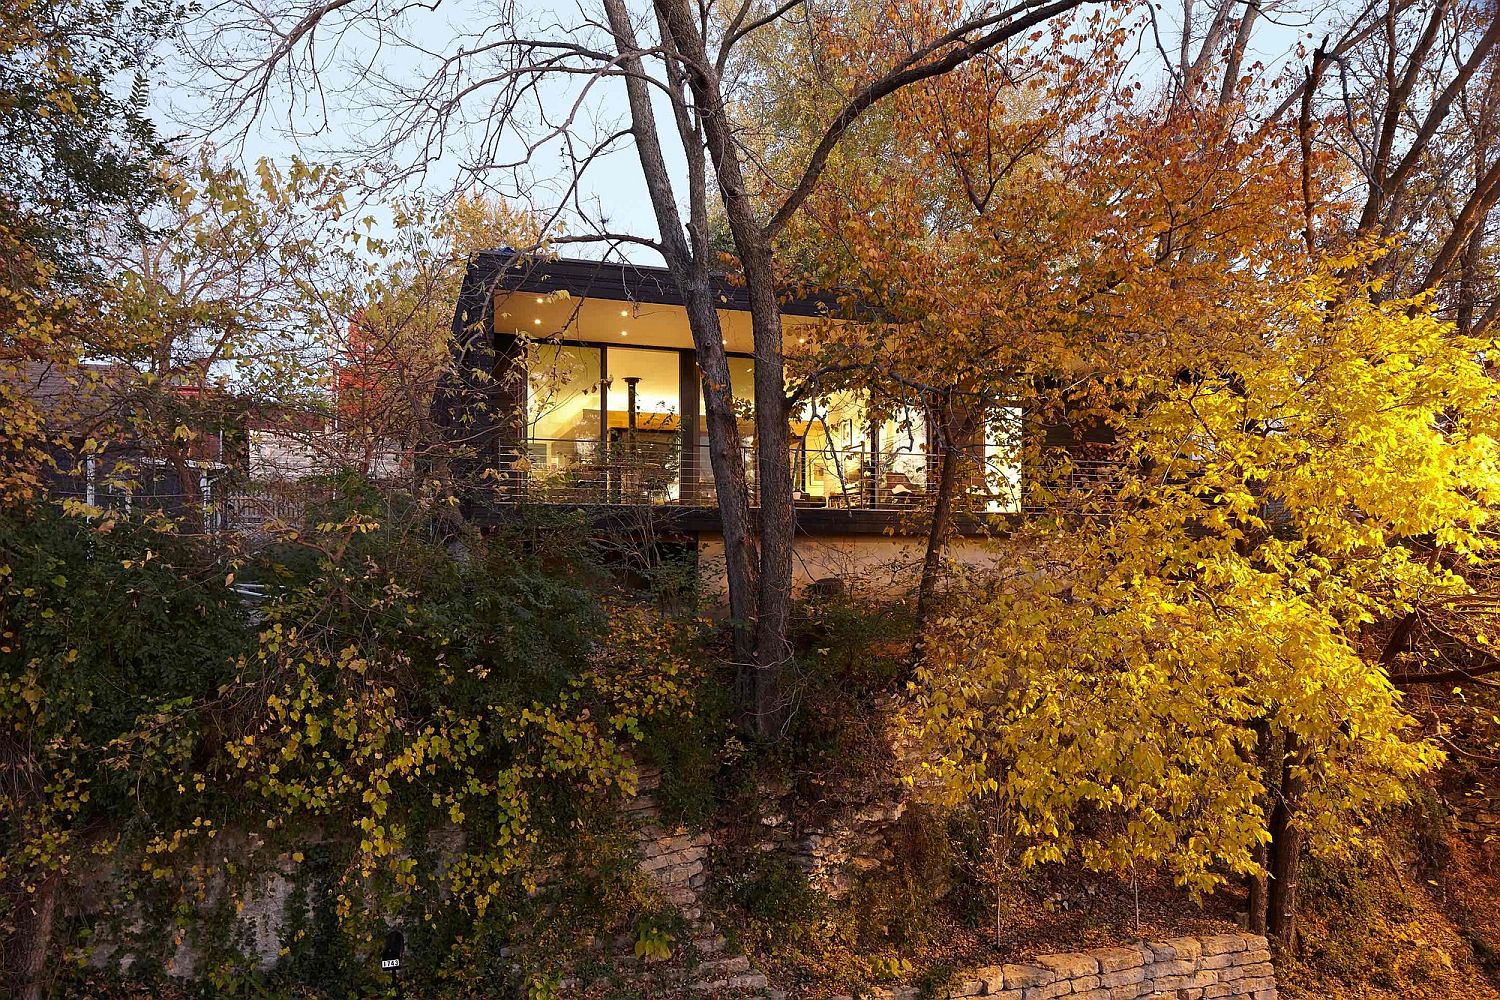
[[777, 12, 1312, 621], [768, 8, 1497, 951], [776, 10, 1127, 621], [332, 194, 539, 481]]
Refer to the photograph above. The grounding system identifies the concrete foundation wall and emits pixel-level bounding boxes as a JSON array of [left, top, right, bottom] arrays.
[[695, 533, 1011, 599]]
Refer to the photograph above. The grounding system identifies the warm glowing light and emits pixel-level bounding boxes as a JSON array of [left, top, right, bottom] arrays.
[[619, 309, 628, 317], [620, 330, 628, 336], [533, 319, 541, 325]]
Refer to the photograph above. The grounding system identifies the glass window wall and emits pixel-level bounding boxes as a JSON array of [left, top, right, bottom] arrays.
[[793, 390, 869, 506], [527, 343, 603, 469], [694, 356, 755, 502], [607, 347, 682, 432], [521, 340, 1019, 511], [983, 405, 1023, 513], [877, 408, 929, 503]]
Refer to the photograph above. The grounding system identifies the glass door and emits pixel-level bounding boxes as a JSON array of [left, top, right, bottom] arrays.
[[605, 346, 683, 500]]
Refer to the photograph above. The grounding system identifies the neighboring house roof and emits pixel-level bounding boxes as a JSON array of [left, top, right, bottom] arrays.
[[6, 359, 237, 466], [245, 405, 330, 436], [6, 359, 138, 429]]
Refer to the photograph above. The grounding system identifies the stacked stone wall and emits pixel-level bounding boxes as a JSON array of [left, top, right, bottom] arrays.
[[829, 933, 1276, 1000], [625, 767, 779, 996]]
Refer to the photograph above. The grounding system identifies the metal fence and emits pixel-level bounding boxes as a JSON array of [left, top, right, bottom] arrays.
[[44, 444, 1123, 528]]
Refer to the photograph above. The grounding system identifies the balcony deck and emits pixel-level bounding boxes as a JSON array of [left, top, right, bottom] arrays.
[[462, 439, 1116, 536]]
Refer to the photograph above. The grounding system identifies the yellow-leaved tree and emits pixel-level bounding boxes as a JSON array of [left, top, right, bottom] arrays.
[[909, 253, 1500, 949]]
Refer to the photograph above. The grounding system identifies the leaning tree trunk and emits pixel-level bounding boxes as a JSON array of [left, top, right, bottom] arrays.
[[916, 436, 960, 630], [916, 398, 977, 633], [1266, 731, 1306, 952], [603, 0, 761, 677]]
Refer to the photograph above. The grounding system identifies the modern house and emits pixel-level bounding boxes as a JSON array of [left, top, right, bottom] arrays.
[[434, 253, 1036, 592]]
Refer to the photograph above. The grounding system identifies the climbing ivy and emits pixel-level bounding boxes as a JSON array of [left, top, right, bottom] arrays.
[[5, 493, 716, 996]]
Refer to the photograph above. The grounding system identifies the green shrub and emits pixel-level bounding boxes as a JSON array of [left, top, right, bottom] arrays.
[[13, 489, 714, 997], [713, 849, 825, 951]]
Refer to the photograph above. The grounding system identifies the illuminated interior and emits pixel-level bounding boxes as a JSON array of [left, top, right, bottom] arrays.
[[526, 343, 602, 467], [501, 289, 1018, 510]]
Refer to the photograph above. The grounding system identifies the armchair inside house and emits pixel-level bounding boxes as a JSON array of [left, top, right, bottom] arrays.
[[881, 470, 921, 504]]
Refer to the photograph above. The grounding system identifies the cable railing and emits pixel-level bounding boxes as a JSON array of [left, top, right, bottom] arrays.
[[482, 437, 1118, 513], [49, 481, 340, 535]]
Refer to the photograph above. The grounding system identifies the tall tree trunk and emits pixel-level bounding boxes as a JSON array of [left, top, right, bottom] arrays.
[[1218, 0, 1261, 107], [1455, 218, 1484, 337], [12, 871, 60, 1000], [1267, 731, 1306, 952], [748, 306, 795, 733], [654, 0, 798, 734], [682, 280, 762, 669]]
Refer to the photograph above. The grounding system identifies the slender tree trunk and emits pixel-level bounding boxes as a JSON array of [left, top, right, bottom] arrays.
[[916, 397, 971, 631], [603, 0, 761, 677], [13, 871, 60, 1000], [1245, 717, 1272, 935], [1247, 851, 1269, 936], [1267, 731, 1306, 952]]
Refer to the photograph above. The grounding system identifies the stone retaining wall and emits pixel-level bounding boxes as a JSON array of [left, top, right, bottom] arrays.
[[627, 767, 713, 921], [626, 767, 780, 996], [622, 774, 1277, 1000], [832, 932, 1276, 1000]]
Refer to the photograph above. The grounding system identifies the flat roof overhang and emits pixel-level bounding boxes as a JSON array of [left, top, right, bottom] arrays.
[[474, 252, 838, 353]]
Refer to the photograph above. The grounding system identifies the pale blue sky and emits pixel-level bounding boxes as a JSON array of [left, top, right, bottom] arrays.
[[151, 0, 1325, 263]]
